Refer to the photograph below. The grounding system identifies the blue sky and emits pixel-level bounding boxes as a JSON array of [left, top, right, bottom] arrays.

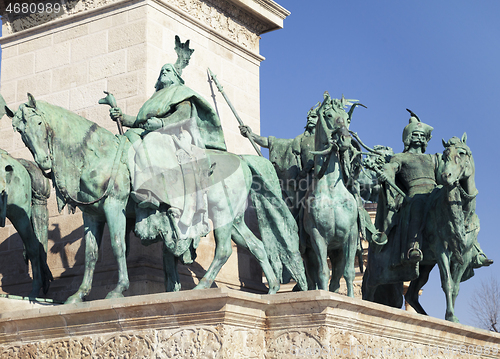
[[1, 2, 498, 328], [259, 1, 500, 327]]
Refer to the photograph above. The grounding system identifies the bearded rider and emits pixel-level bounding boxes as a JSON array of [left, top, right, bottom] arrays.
[[239, 105, 319, 219], [109, 45, 225, 244]]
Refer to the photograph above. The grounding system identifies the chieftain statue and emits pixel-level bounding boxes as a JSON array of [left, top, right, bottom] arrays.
[[239, 103, 319, 219], [6, 36, 307, 303], [362, 110, 492, 322]]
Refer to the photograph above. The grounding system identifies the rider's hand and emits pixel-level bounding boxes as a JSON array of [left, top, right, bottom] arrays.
[[239, 125, 252, 137], [144, 117, 163, 131], [377, 171, 388, 183], [109, 107, 122, 122]]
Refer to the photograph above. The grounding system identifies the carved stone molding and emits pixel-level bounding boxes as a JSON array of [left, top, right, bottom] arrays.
[[2, 0, 268, 51], [1, 289, 499, 358]]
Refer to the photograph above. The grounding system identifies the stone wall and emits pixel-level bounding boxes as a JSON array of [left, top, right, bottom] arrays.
[[0, 0, 290, 301], [1, 288, 499, 358]]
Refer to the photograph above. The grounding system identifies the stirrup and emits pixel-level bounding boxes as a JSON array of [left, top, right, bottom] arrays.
[[407, 247, 423, 263]]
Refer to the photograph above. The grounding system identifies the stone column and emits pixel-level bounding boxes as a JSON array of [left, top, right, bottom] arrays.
[[0, 0, 289, 301]]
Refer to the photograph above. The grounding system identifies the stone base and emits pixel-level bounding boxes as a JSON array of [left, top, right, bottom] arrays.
[[1, 288, 499, 358]]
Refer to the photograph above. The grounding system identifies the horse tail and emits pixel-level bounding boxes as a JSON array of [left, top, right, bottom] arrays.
[[240, 155, 308, 291]]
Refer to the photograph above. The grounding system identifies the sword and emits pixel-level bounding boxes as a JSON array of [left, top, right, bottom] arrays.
[[208, 68, 263, 157], [99, 91, 124, 135]]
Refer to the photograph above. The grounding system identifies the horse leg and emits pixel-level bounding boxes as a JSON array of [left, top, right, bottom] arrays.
[[162, 243, 181, 292], [343, 229, 358, 298], [328, 249, 343, 294], [194, 221, 233, 290], [12, 213, 44, 298], [104, 200, 130, 299], [310, 227, 329, 290], [303, 246, 321, 290], [405, 264, 434, 315], [231, 214, 280, 294], [437, 252, 459, 322], [66, 215, 105, 304]]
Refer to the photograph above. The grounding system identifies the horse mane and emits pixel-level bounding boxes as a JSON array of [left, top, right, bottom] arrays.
[[32, 101, 118, 211]]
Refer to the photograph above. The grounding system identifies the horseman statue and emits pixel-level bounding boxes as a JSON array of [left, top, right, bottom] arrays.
[[239, 103, 320, 220], [362, 110, 492, 321], [108, 36, 224, 249], [376, 111, 491, 268]]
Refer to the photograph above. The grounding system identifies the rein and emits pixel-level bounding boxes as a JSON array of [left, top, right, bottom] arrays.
[[456, 181, 478, 201]]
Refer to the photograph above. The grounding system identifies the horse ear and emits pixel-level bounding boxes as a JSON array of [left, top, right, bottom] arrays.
[[5, 106, 15, 119], [5, 165, 13, 184], [442, 138, 446, 148], [461, 132, 467, 144], [27, 93, 37, 109]]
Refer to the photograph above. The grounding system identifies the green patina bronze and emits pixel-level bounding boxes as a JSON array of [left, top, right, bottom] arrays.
[[362, 111, 492, 322], [5, 37, 307, 302], [0, 148, 52, 298], [298, 92, 360, 296], [240, 102, 319, 220]]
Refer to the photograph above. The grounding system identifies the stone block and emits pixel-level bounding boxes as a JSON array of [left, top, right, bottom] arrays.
[[70, 32, 108, 63], [53, 24, 89, 44], [89, 50, 127, 82], [69, 80, 107, 111], [107, 71, 140, 99], [0, 128, 14, 152], [0, 80, 17, 106], [128, 4, 148, 22], [39, 90, 71, 110], [111, 10, 129, 27], [16, 71, 52, 101], [1, 45, 18, 59], [89, 15, 113, 34], [1, 53, 35, 82], [126, 43, 147, 72], [108, 21, 147, 53], [18, 35, 52, 55], [35, 41, 71, 73], [52, 62, 88, 91]]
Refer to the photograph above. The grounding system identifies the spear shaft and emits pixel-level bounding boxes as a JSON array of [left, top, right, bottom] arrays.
[[208, 68, 263, 157]]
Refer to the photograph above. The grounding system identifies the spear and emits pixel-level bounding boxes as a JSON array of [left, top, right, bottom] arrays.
[[208, 68, 263, 157]]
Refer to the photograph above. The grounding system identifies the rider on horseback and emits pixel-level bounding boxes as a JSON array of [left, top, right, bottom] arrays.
[[377, 111, 451, 264], [239, 103, 319, 219], [108, 37, 225, 245]]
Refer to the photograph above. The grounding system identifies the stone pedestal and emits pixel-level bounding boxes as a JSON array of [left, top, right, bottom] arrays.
[[1, 288, 499, 358], [0, 0, 290, 300]]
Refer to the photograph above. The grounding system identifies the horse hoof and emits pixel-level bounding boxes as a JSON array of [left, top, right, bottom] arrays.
[[445, 314, 460, 323], [65, 294, 83, 304], [194, 278, 211, 290], [268, 284, 280, 295], [105, 291, 124, 299], [27, 289, 41, 299]]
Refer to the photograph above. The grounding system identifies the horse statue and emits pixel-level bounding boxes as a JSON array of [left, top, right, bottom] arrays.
[[362, 133, 491, 322], [301, 93, 359, 297], [0, 149, 52, 297], [7, 94, 307, 303]]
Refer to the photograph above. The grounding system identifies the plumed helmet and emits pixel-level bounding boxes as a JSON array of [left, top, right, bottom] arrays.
[[402, 109, 433, 152]]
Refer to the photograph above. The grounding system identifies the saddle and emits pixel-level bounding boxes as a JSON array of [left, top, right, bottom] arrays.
[[129, 130, 213, 256]]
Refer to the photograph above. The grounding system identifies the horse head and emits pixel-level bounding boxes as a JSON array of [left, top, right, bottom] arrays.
[[7, 94, 52, 171], [440, 133, 474, 187], [314, 92, 352, 155]]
